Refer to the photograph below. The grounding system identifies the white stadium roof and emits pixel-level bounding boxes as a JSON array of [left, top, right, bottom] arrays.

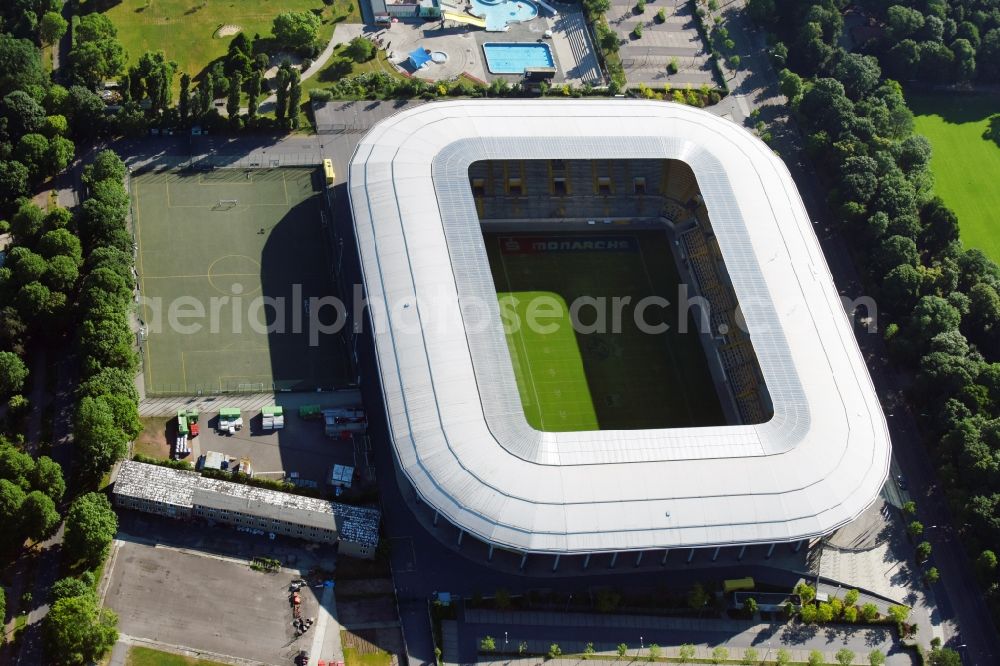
[[348, 100, 891, 554]]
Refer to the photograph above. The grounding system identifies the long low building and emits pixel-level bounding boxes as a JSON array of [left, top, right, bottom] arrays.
[[347, 100, 892, 564], [114, 460, 380, 559]]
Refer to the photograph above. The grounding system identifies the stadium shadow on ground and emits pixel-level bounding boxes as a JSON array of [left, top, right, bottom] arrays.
[[260, 177, 352, 392]]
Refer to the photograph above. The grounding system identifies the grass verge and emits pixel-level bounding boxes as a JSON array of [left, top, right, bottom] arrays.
[[909, 91, 1000, 262]]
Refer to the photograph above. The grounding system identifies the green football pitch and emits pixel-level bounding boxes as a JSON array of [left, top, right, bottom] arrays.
[[486, 231, 725, 432], [132, 168, 351, 395], [909, 92, 1000, 263]]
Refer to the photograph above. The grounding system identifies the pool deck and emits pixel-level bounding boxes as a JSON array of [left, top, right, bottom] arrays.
[[332, 3, 601, 86]]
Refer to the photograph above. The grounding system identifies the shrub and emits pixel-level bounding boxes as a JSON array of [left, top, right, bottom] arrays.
[[632, 23, 643, 38], [668, 57, 679, 74], [656, 8, 665, 23], [635, 0, 645, 14]]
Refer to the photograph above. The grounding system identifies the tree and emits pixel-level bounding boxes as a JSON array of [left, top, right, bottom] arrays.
[[843, 589, 860, 607], [0, 479, 27, 540], [83, 150, 126, 187], [70, 14, 127, 88], [887, 5, 924, 41], [794, 582, 816, 604], [480, 636, 496, 652], [817, 602, 834, 622], [0, 351, 28, 397], [274, 65, 291, 125], [617, 643, 628, 659], [272, 11, 321, 49], [39, 11, 68, 46], [648, 643, 660, 661], [0, 160, 30, 200], [740, 647, 758, 665], [743, 597, 758, 615], [548, 643, 562, 659], [928, 648, 961, 666], [64, 492, 118, 568], [687, 582, 710, 610], [15, 133, 51, 179], [32, 456, 65, 502], [800, 604, 817, 623], [287, 70, 301, 130], [678, 644, 695, 663], [226, 71, 242, 122], [778, 68, 803, 104], [51, 575, 94, 602], [247, 71, 261, 121], [924, 566, 940, 584], [887, 604, 910, 624], [8, 246, 48, 285], [908, 520, 924, 537], [860, 602, 878, 622], [2, 89, 46, 137], [346, 36, 376, 63], [44, 594, 118, 664], [0, 34, 47, 97], [868, 649, 886, 666], [975, 549, 997, 581], [178, 73, 191, 123], [775, 648, 791, 666], [980, 29, 1000, 81], [20, 490, 60, 541], [64, 86, 106, 140], [916, 540, 932, 562], [951, 38, 976, 82], [36, 142, 78, 188], [584, 642, 596, 658], [807, 651, 823, 666], [835, 53, 881, 100], [836, 648, 855, 666], [911, 295, 961, 342], [711, 647, 728, 664], [73, 394, 130, 482]]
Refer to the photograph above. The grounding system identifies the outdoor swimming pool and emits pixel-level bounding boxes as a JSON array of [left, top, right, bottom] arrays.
[[482, 42, 555, 74], [471, 0, 538, 31]]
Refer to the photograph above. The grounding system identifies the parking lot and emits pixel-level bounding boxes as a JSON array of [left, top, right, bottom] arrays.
[[193, 408, 364, 489], [137, 395, 374, 492], [103, 536, 329, 665]]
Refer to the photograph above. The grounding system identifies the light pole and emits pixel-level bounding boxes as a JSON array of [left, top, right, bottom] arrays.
[[639, 636, 644, 661]]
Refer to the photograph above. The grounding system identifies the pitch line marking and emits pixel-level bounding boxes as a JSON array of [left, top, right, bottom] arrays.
[[497, 238, 547, 429]]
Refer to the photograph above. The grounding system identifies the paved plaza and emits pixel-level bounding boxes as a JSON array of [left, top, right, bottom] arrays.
[[608, 0, 716, 86]]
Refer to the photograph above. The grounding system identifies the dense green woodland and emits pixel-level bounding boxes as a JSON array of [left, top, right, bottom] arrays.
[[1, 2, 129, 663], [749, 0, 1000, 628]]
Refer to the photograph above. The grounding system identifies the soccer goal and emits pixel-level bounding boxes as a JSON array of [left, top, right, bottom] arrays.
[[214, 199, 238, 211]]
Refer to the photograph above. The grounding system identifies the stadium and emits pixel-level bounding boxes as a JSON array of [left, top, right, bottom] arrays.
[[347, 100, 892, 567]]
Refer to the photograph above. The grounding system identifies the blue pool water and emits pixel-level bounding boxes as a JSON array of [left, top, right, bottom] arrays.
[[482, 42, 554, 74], [471, 0, 537, 31]]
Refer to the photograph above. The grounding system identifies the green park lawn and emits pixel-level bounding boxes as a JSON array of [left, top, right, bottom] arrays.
[[126, 646, 230, 666], [909, 92, 1000, 263], [103, 0, 359, 80]]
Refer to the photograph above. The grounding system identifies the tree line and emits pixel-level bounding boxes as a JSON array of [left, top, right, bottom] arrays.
[[750, 0, 1000, 629]]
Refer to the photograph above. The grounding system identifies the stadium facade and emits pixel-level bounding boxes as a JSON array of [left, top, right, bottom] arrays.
[[347, 100, 891, 567]]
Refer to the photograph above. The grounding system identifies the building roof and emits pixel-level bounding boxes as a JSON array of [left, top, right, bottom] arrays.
[[114, 461, 380, 546], [347, 100, 892, 554]]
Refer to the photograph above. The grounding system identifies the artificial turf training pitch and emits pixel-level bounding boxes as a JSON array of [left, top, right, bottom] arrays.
[[485, 231, 725, 432], [132, 167, 351, 395]]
